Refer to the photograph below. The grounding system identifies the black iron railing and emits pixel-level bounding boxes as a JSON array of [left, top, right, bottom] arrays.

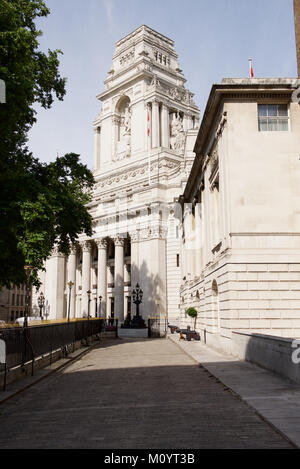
[[0, 319, 103, 390], [101, 319, 118, 338], [148, 316, 167, 338]]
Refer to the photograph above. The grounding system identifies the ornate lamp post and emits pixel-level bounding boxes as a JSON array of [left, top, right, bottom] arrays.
[[87, 290, 91, 318], [99, 295, 102, 318], [131, 283, 145, 328], [24, 266, 33, 328], [38, 292, 45, 320], [67, 281, 74, 322]]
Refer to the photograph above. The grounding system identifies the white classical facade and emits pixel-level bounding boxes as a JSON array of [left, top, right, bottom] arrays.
[[179, 78, 300, 353], [33, 25, 200, 324]]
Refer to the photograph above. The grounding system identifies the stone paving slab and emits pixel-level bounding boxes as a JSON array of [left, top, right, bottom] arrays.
[[168, 333, 300, 448], [0, 341, 99, 405], [0, 338, 294, 449]]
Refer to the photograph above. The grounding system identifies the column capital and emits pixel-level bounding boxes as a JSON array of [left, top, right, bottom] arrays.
[[113, 235, 125, 247], [95, 238, 108, 250], [130, 230, 140, 243], [69, 244, 78, 255], [161, 100, 169, 110], [50, 245, 65, 258], [81, 240, 93, 253], [151, 98, 160, 106]]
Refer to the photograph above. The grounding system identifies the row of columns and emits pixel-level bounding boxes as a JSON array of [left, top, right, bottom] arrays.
[[67, 237, 125, 321], [149, 100, 195, 150]]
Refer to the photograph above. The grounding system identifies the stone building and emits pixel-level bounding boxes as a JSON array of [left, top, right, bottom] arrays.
[[179, 77, 300, 354], [0, 285, 31, 323], [32, 25, 200, 324]]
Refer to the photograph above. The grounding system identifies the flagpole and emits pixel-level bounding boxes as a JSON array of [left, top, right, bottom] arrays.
[[148, 136, 151, 186], [147, 106, 151, 186], [249, 58, 253, 78]]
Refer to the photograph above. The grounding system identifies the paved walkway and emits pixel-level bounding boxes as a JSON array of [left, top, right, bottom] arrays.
[[0, 337, 294, 449], [169, 333, 300, 449]]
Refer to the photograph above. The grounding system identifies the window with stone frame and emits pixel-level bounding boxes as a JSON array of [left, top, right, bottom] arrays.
[[258, 104, 289, 131]]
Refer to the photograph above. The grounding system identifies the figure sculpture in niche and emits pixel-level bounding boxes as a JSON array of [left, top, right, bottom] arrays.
[[170, 113, 185, 154], [114, 103, 131, 161], [122, 106, 131, 158]]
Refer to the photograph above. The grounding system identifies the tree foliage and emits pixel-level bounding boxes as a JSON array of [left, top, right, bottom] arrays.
[[0, 0, 95, 287], [186, 307, 198, 329]]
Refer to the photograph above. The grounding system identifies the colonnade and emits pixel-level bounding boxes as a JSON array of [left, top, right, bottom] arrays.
[[66, 236, 129, 322], [148, 99, 195, 150]]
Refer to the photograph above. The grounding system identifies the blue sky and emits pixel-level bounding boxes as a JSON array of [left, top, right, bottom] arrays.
[[28, 0, 297, 168]]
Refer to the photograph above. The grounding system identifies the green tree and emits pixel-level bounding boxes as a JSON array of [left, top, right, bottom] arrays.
[[186, 307, 198, 330], [0, 0, 94, 287]]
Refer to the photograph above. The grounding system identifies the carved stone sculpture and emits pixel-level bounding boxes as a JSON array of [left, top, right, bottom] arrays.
[[170, 114, 186, 154]]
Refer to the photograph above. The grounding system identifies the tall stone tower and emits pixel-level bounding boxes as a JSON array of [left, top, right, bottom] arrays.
[[33, 26, 200, 324]]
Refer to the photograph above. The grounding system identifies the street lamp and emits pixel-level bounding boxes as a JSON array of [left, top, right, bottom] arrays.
[[87, 290, 91, 318], [67, 281, 74, 322], [132, 283, 143, 322], [99, 295, 102, 318], [38, 292, 45, 320], [24, 265, 33, 328]]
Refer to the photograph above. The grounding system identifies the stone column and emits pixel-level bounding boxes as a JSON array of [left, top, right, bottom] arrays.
[[161, 102, 170, 148], [184, 204, 194, 279], [45, 247, 66, 320], [114, 236, 125, 323], [183, 112, 193, 131], [67, 245, 77, 319], [152, 100, 160, 148], [93, 126, 101, 170], [194, 202, 202, 277], [112, 116, 120, 161], [96, 238, 108, 318], [81, 241, 92, 317]]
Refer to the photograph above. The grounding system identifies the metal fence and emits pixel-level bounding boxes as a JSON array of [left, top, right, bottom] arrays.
[[148, 316, 167, 337], [0, 319, 104, 390]]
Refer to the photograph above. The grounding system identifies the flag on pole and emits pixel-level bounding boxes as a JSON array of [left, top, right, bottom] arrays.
[[147, 108, 150, 136], [249, 58, 254, 78]]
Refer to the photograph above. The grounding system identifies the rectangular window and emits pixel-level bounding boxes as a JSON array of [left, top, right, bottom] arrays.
[[176, 254, 180, 268], [258, 104, 289, 131]]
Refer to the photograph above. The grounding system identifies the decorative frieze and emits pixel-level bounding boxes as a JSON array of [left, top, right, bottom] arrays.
[[95, 160, 180, 191]]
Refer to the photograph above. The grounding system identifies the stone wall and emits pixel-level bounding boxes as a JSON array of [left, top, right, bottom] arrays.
[[180, 261, 300, 355], [232, 331, 300, 384]]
